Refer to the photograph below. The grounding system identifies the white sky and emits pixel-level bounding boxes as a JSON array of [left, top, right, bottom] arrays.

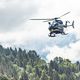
[[0, 0, 80, 62]]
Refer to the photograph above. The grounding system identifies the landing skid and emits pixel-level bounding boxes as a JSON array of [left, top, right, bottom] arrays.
[[61, 32, 68, 35], [48, 32, 68, 37], [48, 33, 56, 37]]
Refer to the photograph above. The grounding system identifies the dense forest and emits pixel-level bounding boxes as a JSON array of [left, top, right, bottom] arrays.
[[0, 45, 80, 80]]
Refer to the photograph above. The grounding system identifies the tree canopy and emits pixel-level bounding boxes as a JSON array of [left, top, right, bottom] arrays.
[[0, 45, 80, 80]]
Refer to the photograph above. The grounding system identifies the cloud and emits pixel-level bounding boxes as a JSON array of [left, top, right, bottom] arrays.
[[0, 0, 40, 32], [0, 0, 80, 62], [46, 39, 80, 62]]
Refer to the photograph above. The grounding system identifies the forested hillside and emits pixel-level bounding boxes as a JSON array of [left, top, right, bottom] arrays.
[[0, 45, 80, 80]]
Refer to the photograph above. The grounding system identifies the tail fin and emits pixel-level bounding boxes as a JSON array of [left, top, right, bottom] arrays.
[[72, 20, 74, 28], [65, 21, 67, 28], [65, 21, 70, 28]]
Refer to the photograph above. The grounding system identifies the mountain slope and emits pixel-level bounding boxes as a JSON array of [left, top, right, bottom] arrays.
[[0, 45, 80, 80]]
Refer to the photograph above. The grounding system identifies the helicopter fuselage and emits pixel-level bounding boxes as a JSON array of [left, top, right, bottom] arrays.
[[48, 20, 74, 37]]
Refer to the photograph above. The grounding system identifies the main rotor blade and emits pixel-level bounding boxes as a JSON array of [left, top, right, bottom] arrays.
[[30, 19, 51, 20], [58, 11, 70, 18], [43, 19, 53, 22], [30, 11, 70, 22]]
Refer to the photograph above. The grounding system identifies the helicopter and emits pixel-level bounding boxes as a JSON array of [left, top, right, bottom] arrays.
[[30, 12, 74, 37]]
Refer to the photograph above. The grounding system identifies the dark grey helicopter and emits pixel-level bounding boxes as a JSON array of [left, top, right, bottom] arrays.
[[30, 12, 74, 37]]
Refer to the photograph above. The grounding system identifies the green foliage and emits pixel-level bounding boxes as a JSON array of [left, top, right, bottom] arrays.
[[40, 70, 49, 80], [20, 70, 29, 80], [0, 76, 9, 80], [0, 45, 80, 80]]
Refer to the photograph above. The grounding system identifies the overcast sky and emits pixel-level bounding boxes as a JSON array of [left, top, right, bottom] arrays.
[[0, 0, 80, 62]]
